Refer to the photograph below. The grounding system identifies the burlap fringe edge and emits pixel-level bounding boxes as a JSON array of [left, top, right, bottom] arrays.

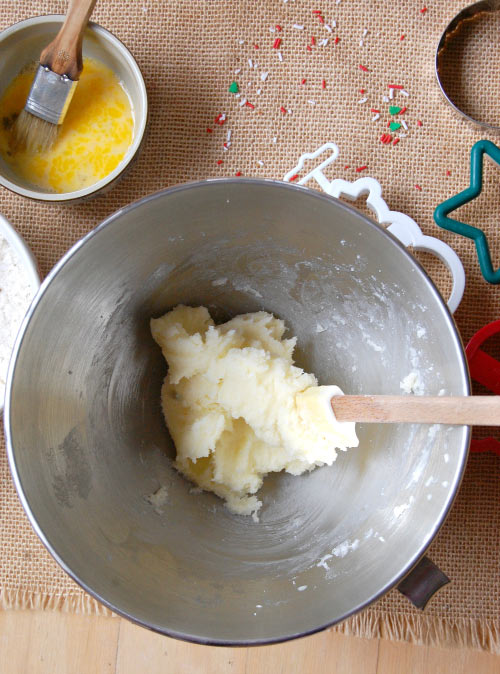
[[331, 611, 500, 654], [0, 589, 114, 616], [1, 590, 498, 653]]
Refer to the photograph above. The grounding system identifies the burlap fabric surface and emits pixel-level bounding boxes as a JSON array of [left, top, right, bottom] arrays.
[[0, 0, 499, 652]]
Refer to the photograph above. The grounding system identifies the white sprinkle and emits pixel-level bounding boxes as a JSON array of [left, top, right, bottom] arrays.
[[234, 68, 241, 75], [239, 40, 245, 45], [239, 97, 247, 107], [256, 604, 263, 608], [293, 23, 304, 30], [257, 160, 264, 167], [272, 136, 277, 143], [359, 40, 364, 47], [278, 51, 283, 61], [362, 28, 368, 37], [331, 19, 337, 28], [261, 71, 269, 82], [297, 585, 307, 592], [235, 93, 241, 98], [442, 481, 449, 488], [256, 88, 262, 95], [382, 95, 390, 103], [227, 129, 232, 141], [379, 536, 385, 542], [401, 119, 408, 130], [444, 453, 450, 463], [287, 108, 292, 114], [247, 82, 252, 87], [325, 24, 333, 33], [400, 89, 410, 97], [389, 88, 394, 99], [269, 27, 275, 33], [248, 58, 253, 68], [398, 133, 408, 138], [427, 494, 432, 501], [319, 38, 329, 47], [372, 113, 380, 122], [254, 62, 258, 69], [223, 145, 228, 152], [308, 99, 317, 105], [358, 97, 368, 104]]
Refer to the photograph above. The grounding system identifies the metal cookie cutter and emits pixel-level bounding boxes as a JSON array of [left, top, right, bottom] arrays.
[[436, 1, 500, 133], [284, 142, 466, 313]]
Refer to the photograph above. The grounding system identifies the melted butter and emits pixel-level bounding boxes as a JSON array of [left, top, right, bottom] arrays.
[[0, 58, 134, 193]]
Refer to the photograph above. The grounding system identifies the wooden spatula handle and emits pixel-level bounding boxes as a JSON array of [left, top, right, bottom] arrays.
[[331, 395, 500, 425], [40, 0, 98, 79]]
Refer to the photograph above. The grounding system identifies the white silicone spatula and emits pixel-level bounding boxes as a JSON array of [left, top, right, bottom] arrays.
[[330, 395, 500, 425]]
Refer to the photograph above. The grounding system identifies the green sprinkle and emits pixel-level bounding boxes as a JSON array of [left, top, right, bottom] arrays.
[[389, 121, 402, 131], [389, 106, 401, 115], [229, 81, 239, 94]]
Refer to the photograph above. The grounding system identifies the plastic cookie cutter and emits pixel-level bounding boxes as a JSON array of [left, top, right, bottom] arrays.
[[434, 139, 500, 284], [465, 320, 500, 457], [284, 142, 466, 313]]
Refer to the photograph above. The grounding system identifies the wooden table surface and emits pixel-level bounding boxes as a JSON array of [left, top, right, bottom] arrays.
[[0, 611, 498, 673]]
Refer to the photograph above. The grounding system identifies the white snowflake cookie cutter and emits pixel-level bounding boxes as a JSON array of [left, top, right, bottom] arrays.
[[284, 143, 465, 313]]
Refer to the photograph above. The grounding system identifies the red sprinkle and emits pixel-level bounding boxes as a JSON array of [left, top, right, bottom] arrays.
[[380, 134, 393, 145], [254, 44, 259, 49], [312, 9, 322, 14], [334, 36, 340, 44], [387, 84, 404, 89], [289, 174, 299, 182], [387, 121, 391, 128], [360, 89, 365, 94], [206, 128, 213, 133], [415, 184, 422, 190], [400, 34, 405, 40], [306, 45, 312, 52], [420, 7, 427, 14], [318, 15, 325, 24], [398, 106, 407, 115], [275, 24, 282, 32], [370, 108, 380, 113], [322, 79, 326, 89], [235, 171, 242, 177], [301, 78, 307, 84], [273, 37, 282, 49], [344, 165, 350, 170], [356, 165, 368, 172], [217, 159, 223, 165], [393, 137, 400, 146], [446, 170, 451, 176], [359, 64, 369, 72], [280, 106, 287, 114], [245, 101, 255, 109], [214, 113, 226, 126], [417, 120, 423, 127], [311, 36, 316, 46]]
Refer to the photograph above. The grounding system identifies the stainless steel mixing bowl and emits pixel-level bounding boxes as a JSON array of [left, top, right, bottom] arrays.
[[5, 179, 469, 645]]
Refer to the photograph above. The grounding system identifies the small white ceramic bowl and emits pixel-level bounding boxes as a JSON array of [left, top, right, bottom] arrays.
[[0, 212, 40, 414], [0, 15, 148, 202]]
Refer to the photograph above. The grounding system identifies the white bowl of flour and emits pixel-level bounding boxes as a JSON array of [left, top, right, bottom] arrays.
[[0, 213, 40, 413]]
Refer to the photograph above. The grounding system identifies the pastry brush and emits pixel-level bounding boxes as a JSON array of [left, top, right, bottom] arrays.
[[13, 0, 97, 152]]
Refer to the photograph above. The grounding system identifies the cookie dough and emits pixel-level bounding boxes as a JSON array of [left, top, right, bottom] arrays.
[[151, 306, 358, 518]]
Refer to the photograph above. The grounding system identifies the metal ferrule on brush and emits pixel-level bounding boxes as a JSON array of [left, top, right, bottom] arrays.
[[25, 64, 78, 125]]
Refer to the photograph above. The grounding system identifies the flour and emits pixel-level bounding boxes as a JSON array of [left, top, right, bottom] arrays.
[[0, 236, 36, 408]]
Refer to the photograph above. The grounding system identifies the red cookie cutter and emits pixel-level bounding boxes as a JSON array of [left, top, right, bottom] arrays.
[[465, 319, 500, 456]]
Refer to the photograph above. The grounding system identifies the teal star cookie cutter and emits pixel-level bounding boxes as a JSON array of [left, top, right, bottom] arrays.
[[434, 139, 500, 284]]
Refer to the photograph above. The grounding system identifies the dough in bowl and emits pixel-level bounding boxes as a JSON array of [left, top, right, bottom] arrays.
[[151, 305, 358, 519]]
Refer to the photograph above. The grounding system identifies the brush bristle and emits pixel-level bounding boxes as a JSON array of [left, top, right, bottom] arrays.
[[13, 110, 60, 153]]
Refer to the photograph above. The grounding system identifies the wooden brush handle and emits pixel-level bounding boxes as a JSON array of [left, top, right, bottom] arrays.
[[331, 395, 500, 425], [40, 0, 98, 79]]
